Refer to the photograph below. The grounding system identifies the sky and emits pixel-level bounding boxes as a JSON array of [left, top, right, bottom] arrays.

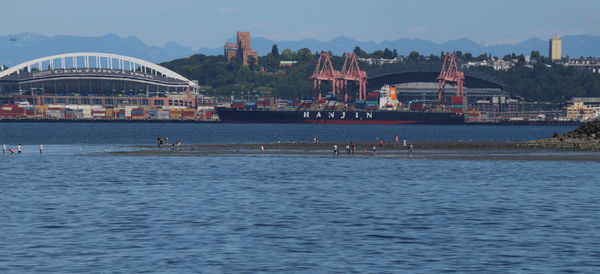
[[1, 0, 599, 49]]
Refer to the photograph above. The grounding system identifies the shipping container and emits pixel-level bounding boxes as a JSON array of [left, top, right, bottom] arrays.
[[169, 109, 182, 120], [92, 109, 106, 119], [410, 103, 423, 111], [451, 96, 464, 103], [157, 110, 170, 120], [46, 110, 64, 119], [300, 103, 312, 109], [231, 102, 245, 109], [245, 102, 257, 109]]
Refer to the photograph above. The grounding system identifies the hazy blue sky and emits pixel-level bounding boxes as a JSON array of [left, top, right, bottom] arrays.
[[1, 0, 599, 49]]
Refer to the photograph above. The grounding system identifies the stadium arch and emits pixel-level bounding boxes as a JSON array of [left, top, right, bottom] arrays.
[[0, 52, 198, 95]]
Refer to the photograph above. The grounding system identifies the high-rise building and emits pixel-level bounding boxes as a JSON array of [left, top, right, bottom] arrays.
[[549, 36, 562, 61], [224, 31, 258, 66]]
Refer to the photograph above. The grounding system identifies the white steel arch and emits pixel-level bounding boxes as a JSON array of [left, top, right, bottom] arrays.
[[0, 52, 197, 90]]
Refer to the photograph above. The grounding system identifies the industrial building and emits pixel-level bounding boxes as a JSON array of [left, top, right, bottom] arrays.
[[392, 82, 506, 105]]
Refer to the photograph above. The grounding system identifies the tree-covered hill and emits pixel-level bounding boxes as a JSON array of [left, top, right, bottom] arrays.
[[474, 65, 600, 102], [160, 47, 322, 99], [161, 47, 600, 102]]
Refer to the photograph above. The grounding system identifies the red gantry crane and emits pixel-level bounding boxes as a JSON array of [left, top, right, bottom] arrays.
[[309, 52, 341, 102], [339, 53, 367, 102], [437, 53, 464, 105]]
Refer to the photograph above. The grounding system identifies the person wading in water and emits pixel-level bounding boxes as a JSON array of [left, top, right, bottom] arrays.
[[157, 136, 163, 148]]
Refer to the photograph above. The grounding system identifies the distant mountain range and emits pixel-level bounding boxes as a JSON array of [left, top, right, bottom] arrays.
[[2, 33, 600, 67]]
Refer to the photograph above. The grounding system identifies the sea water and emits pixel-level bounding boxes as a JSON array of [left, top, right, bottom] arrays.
[[1, 122, 599, 272]]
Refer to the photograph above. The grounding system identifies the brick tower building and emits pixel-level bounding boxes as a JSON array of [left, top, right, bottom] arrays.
[[224, 31, 258, 66]]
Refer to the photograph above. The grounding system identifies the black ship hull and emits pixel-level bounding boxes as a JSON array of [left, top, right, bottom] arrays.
[[216, 108, 465, 124]]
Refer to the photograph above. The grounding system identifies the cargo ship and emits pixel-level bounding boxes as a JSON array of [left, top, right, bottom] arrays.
[[216, 86, 465, 124], [216, 108, 464, 124]]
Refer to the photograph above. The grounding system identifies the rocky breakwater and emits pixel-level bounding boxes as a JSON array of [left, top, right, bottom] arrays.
[[518, 120, 600, 151]]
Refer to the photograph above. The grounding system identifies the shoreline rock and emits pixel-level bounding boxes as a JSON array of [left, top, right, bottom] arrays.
[[517, 119, 600, 151]]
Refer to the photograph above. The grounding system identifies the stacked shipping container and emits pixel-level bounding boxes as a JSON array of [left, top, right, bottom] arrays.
[[231, 100, 245, 109], [451, 96, 464, 114], [366, 92, 380, 110], [0, 104, 216, 121], [257, 97, 274, 109], [0, 105, 25, 118]]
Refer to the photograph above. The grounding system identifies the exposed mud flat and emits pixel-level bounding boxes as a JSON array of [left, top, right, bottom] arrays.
[[111, 141, 600, 161]]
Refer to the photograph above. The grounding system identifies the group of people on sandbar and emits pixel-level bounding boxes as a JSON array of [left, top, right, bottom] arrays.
[[157, 136, 181, 148], [331, 134, 414, 157], [2, 144, 44, 155]]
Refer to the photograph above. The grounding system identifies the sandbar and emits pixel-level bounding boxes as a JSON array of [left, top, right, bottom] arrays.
[[109, 141, 600, 161]]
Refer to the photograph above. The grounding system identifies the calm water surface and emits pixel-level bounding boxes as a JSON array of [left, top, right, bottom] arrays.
[[1, 122, 599, 272]]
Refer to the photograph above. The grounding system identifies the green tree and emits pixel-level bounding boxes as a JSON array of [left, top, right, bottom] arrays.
[[271, 44, 280, 58], [516, 54, 525, 66], [475, 53, 488, 61], [296, 48, 313, 61], [371, 50, 384, 59], [281, 48, 295, 60], [383, 48, 393, 59], [247, 55, 257, 71], [530, 50, 543, 65], [463, 52, 473, 61], [263, 54, 279, 72], [429, 54, 440, 62], [408, 51, 421, 61], [228, 56, 242, 71], [353, 46, 368, 58]]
